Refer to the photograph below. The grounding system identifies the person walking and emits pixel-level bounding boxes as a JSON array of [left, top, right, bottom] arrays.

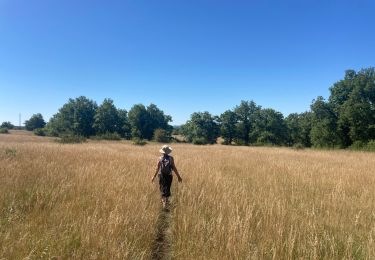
[[151, 145, 182, 208]]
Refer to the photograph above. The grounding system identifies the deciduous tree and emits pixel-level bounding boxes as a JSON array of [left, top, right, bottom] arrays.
[[310, 96, 338, 148], [47, 96, 97, 137], [234, 100, 261, 145], [249, 108, 287, 145], [0, 121, 14, 129], [93, 99, 121, 134], [181, 112, 219, 144], [25, 113, 46, 131], [219, 110, 237, 145]]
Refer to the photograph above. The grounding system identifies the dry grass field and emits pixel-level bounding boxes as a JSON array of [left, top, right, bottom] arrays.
[[1, 131, 375, 259]]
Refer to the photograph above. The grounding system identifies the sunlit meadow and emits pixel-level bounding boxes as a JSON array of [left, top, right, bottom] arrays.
[[1, 131, 374, 259]]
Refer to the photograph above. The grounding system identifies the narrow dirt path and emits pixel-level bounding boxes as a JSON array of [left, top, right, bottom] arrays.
[[151, 206, 172, 260]]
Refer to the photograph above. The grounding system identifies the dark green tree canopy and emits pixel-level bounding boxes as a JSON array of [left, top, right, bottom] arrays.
[[93, 99, 121, 134], [181, 111, 219, 144], [25, 113, 46, 131], [285, 112, 312, 147], [32, 67, 375, 148], [324, 68, 375, 147], [219, 110, 237, 145], [234, 100, 261, 144], [47, 96, 97, 137], [117, 109, 131, 139], [128, 103, 172, 140], [249, 108, 287, 145], [310, 96, 338, 148], [1, 121, 14, 129], [128, 104, 150, 139], [147, 104, 173, 139]]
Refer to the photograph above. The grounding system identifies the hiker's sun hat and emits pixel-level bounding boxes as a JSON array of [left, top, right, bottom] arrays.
[[160, 145, 172, 154]]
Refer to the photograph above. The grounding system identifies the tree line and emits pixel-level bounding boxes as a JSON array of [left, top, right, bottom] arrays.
[[0, 98, 172, 141], [43, 98, 172, 141], [1, 68, 374, 149], [180, 68, 375, 148]]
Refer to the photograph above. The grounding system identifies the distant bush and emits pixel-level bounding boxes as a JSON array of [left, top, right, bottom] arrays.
[[153, 128, 171, 143], [349, 141, 366, 150], [366, 140, 375, 151], [251, 142, 277, 147], [312, 144, 340, 150], [1, 121, 14, 129], [132, 137, 147, 146], [233, 139, 247, 146], [45, 127, 60, 137], [192, 137, 208, 145], [56, 134, 86, 144], [25, 113, 46, 131], [349, 140, 375, 152], [293, 143, 305, 150], [92, 132, 122, 141], [33, 128, 46, 136], [0, 128, 9, 134]]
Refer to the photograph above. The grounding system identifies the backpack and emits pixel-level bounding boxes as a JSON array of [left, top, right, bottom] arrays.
[[160, 155, 172, 176]]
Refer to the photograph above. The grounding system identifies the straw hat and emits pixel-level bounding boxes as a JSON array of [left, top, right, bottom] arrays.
[[159, 145, 172, 154]]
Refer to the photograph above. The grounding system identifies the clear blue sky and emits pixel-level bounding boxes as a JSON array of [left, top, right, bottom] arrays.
[[1, 0, 374, 125]]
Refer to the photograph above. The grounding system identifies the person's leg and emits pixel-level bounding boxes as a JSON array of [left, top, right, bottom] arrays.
[[165, 175, 173, 206], [159, 175, 168, 208], [166, 175, 173, 197], [159, 175, 166, 202]]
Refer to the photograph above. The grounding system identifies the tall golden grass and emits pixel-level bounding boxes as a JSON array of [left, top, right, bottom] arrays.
[[0, 132, 159, 259], [1, 131, 375, 259]]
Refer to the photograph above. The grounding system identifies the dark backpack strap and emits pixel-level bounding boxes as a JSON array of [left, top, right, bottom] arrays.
[[161, 155, 169, 163], [160, 155, 172, 175]]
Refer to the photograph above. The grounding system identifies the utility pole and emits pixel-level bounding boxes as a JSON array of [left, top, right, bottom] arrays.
[[19, 113, 21, 129]]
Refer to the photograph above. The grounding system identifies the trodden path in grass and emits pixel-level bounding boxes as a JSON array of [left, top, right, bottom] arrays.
[[151, 205, 172, 260]]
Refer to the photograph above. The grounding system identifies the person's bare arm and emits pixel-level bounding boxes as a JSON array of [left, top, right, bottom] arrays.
[[171, 157, 182, 182], [151, 160, 160, 182]]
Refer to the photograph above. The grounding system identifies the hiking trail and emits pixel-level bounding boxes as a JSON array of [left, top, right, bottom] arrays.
[[151, 205, 172, 260]]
